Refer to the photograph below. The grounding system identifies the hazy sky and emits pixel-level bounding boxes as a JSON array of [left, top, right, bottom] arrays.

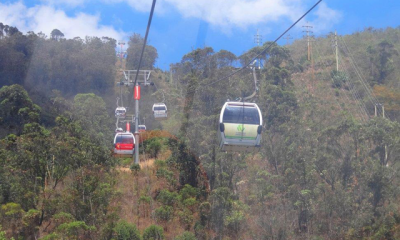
[[1, 0, 399, 69]]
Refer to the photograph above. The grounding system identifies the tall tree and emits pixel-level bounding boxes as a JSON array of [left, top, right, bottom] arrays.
[[0, 85, 41, 137], [126, 33, 158, 70], [368, 40, 399, 85], [50, 29, 64, 41]]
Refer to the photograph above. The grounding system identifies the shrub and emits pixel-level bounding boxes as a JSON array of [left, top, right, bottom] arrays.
[[154, 206, 173, 223], [145, 138, 162, 158], [113, 220, 141, 240], [143, 225, 164, 240], [174, 231, 196, 240]]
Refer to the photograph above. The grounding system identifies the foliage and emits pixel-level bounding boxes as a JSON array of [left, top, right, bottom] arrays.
[[113, 220, 141, 240], [157, 190, 178, 206], [145, 138, 162, 158], [1, 22, 400, 240], [142, 225, 164, 240], [154, 206, 173, 223], [56, 221, 95, 239], [174, 231, 196, 240], [0, 225, 14, 240], [50, 29, 64, 41], [126, 34, 158, 70], [330, 70, 348, 88], [130, 163, 141, 175], [367, 40, 399, 85], [0, 25, 116, 97], [0, 84, 40, 137]]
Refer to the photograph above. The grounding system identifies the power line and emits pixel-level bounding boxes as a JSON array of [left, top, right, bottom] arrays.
[[130, 0, 157, 164], [327, 33, 369, 121], [339, 36, 395, 120], [339, 36, 379, 104], [336, 48, 369, 121], [312, 39, 356, 121], [315, 37, 365, 121], [186, 0, 323, 95], [337, 37, 396, 120], [311, 39, 359, 165], [341, 37, 392, 120]]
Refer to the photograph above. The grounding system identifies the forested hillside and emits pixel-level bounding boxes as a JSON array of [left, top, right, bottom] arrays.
[[0, 23, 399, 240]]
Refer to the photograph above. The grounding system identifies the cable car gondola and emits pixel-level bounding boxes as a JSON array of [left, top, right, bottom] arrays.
[[115, 107, 127, 118], [218, 101, 262, 152], [115, 127, 124, 133], [138, 125, 146, 132], [113, 132, 135, 155], [152, 103, 167, 119]]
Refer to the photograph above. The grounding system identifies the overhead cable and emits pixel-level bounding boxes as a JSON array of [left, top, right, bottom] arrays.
[[187, 0, 323, 94], [133, 0, 157, 89]]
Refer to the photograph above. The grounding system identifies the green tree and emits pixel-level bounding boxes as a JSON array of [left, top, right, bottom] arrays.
[[214, 50, 236, 68], [113, 220, 141, 240], [0, 85, 41, 136], [56, 221, 95, 240], [368, 40, 399, 85], [126, 34, 158, 70], [50, 29, 64, 41], [330, 70, 348, 88], [174, 231, 196, 240], [142, 225, 164, 240]]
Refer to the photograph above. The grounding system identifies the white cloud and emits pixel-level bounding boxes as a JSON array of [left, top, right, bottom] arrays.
[[102, 0, 150, 12], [102, 0, 169, 14], [0, 1, 126, 40], [164, 0, 300, 28], [0, 1, 29, 30], [0, 0, 341, 39], [39, 0, 88, 8], [309, 2, 342, 33], [105, 0, 340, 32]]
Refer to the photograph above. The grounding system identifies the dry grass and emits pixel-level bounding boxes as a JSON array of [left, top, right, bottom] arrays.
[[112, 145, 193, 239]]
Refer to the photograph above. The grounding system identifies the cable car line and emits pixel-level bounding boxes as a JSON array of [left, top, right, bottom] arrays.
[[242, 62, 258, 101], [132, 0, 157, 89], [151, 81, 168, 120], [152, 82, 166, 103], [185, 0, 323, 95], [213, 0, 322, 153]]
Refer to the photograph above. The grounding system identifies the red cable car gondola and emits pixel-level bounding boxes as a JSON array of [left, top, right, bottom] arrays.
[[113, 132, 135, 155]]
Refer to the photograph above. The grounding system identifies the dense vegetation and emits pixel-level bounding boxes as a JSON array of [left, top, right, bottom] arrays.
[[0, 23, 399, 239]]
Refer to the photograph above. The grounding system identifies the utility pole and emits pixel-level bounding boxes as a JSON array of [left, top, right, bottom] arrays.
[[120, 70, 153, 164], [284, 34, 293, 45], [310, 36, 316, 80], [375, 103, 388, 166], [302, 23, 313, 61], [254, 29, 262, 69], [134, 85, 140, 164], [334, 31, 339, 71], [169, 64, 174, 85]]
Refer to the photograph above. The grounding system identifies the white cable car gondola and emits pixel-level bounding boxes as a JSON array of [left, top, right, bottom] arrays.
[[152, 103, 167, 119], [113, 132, 135, 155], [218, 101, 262, 152], [115, 127, 124, 133], [138, 125, 146, 132], [115, 107, 127, 118]]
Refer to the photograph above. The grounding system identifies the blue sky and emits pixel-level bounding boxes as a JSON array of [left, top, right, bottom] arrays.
[[1, 0, 399, 69]]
